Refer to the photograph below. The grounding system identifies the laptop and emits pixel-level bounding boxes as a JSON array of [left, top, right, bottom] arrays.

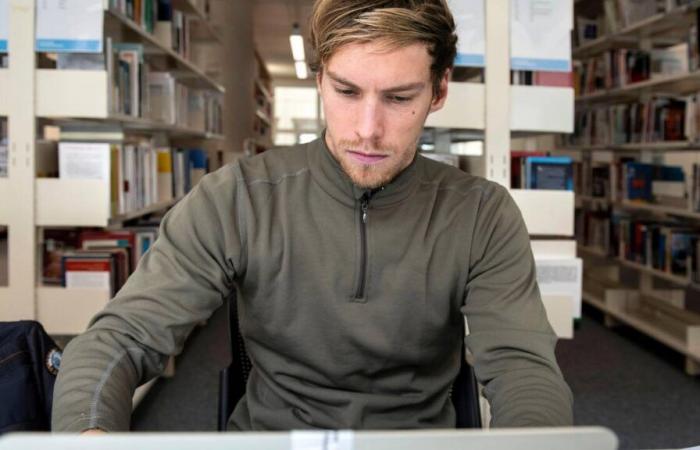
[[0, 427, 617, 450]]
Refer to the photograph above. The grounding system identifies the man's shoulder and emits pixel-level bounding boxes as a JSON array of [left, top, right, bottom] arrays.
[[417, 154, 505, 202], [237, 141, 312, 186]]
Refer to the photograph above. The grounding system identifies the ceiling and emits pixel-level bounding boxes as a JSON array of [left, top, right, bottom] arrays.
[[253, 0, 317, 83]]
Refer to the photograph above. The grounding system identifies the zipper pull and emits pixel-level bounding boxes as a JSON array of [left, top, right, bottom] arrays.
[[361, 192, 371, 223]]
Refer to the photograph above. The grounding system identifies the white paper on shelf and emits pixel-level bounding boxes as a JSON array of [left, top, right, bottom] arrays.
[[510, 0, 572, 72], [65, 271, 110, 289], [35, 0, 103, 53], [0, 0, 8, 52], [449, 0, 485, 67], [535, 258, 582, 319], [58, 142, 110, 180], [291, 431, 354, 450]]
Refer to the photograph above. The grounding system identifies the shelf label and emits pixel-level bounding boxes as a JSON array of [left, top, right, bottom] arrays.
[[450, 0, 485, 68], [450, 0, 572, 72], [535, 258, 582, 319], [0, 0, 7, 52], [511, 0, 572, 72], [36, 0, 103, 53]]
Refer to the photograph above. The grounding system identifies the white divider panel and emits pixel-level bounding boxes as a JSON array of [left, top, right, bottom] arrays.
[[37, 286, 110, 335], [36, 178, 110, 226], [531, 240, 577, 259], [511, 86, 574, 133], [510, 189, 574, 236], [541, 294, 574, 339], [425, 85, 573, 134], [425, 82, 485, 130], [0, 179, 9, 224], [0, 70, 8, 115], [36, 69, 108, 118]]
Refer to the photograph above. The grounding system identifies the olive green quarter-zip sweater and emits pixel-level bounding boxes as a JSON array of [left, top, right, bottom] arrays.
[[52, 136, 573, 431]]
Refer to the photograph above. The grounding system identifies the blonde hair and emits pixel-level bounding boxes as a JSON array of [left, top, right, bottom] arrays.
[[309, 0, 458, 95]]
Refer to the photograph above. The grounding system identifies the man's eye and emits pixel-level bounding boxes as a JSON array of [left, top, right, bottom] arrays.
[[336, 88, 357, 97], [388, 95, 411, 103]]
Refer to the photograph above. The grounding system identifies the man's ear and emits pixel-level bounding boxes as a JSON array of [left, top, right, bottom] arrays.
[[429, 68, 450, 113]]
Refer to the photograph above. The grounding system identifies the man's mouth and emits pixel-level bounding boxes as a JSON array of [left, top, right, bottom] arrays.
[[347, 150, 389, 165]]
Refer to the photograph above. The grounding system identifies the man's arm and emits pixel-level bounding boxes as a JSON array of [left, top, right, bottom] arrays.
[[461, 183, 573, 427], [52, 165, 244, 432]]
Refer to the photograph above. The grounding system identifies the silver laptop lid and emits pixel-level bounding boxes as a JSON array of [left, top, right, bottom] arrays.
[[0, 427, 617, 450]]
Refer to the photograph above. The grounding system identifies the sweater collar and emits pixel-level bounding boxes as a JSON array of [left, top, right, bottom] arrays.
[[307, 131, 421, 207]]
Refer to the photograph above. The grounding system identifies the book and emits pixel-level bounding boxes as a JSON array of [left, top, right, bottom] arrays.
[[524, 156, 573, 190], [62, 253, 115, 295], [58, 142, 111, 180]]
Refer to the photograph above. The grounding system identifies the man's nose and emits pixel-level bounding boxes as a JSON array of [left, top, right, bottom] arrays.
[[355, 98, 384, 142]]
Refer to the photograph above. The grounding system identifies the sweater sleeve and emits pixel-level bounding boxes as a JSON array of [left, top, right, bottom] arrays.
[[461, 183, 573, 427], [51, 164, 244, 432]]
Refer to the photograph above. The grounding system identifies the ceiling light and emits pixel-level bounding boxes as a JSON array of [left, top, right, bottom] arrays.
[[289, 24, 305, 61], [295, 61, 308, 79]]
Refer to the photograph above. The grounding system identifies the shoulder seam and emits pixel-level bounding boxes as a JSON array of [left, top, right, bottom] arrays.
[[245, 167, 310, 187]]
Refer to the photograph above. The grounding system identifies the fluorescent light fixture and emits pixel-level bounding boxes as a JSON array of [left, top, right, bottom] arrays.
[[295, 61, 308, 79], [290, 34, 305, 61]]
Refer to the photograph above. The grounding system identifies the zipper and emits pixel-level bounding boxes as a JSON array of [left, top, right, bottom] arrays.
[[354, 187, 383, 299]]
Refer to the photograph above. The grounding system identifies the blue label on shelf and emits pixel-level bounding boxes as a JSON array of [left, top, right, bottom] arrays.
[[454, 53, 485, 68], [0, 40, 6, 52], [511, 57, 570, 72], [35, 39, 102, 53]]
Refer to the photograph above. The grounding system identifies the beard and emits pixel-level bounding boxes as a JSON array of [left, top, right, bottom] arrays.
[[332, 138, 416, 190]]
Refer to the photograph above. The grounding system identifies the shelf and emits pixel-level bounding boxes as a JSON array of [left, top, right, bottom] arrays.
[[577, 244, 608, 258], [581, 290, 700, 363], [0, 179, 9, 225], [572, 2, 700, 60], [105, 8, 224, 93], [0, 69, 8, 116], [578, 243, 699, 286], [109, 196, 183, 226], [37, 286, 111, 335], [255, 79, 273, 104], [577, 71, 700, 105], [576, 194, 610, 206], [171, 0, 224, 44], [36, 178, 181, 227], [426, 83, 574, 133], [35, 69, 221, 139], [133, 377, 158, 410], [510, 189, 575, 236], [565, 141, 700, 152], [255, 109, 271, 126], [425, 82, 485, 130]]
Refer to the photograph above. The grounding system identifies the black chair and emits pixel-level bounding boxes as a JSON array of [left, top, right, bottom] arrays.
[[217, 296, 482, 431]]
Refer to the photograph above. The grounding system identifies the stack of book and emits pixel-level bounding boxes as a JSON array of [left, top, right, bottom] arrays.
[[57, 124, 210, 217], [43, 227, 160, 295], [570, 95, 690, 146]]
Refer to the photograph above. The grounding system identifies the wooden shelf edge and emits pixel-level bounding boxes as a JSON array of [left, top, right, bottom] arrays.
[[109, 196, 183, 226]]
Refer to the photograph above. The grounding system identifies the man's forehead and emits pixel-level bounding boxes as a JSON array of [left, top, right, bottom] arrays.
[[324, 41, 431, 90]]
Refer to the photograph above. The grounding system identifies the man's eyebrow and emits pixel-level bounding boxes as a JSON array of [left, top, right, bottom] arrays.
[[327, 71, 425, 93]]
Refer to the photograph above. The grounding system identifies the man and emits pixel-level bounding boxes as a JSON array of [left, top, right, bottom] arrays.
[[53, 0, 573, 432]]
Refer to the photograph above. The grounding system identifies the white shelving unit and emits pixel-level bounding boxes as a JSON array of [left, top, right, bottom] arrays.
[[572, 1, 700, 371], [0, 69, 8, 115], [0, 0, 226, 335], [425, 0, 578, 338]]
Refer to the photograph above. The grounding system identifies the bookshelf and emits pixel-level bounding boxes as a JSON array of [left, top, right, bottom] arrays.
[[572, 1, 700, 60], [579, 252, 700, 374], [0, 0, 232, 337], [424, 0, 579, 338], [570, 0, 700, 373]]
